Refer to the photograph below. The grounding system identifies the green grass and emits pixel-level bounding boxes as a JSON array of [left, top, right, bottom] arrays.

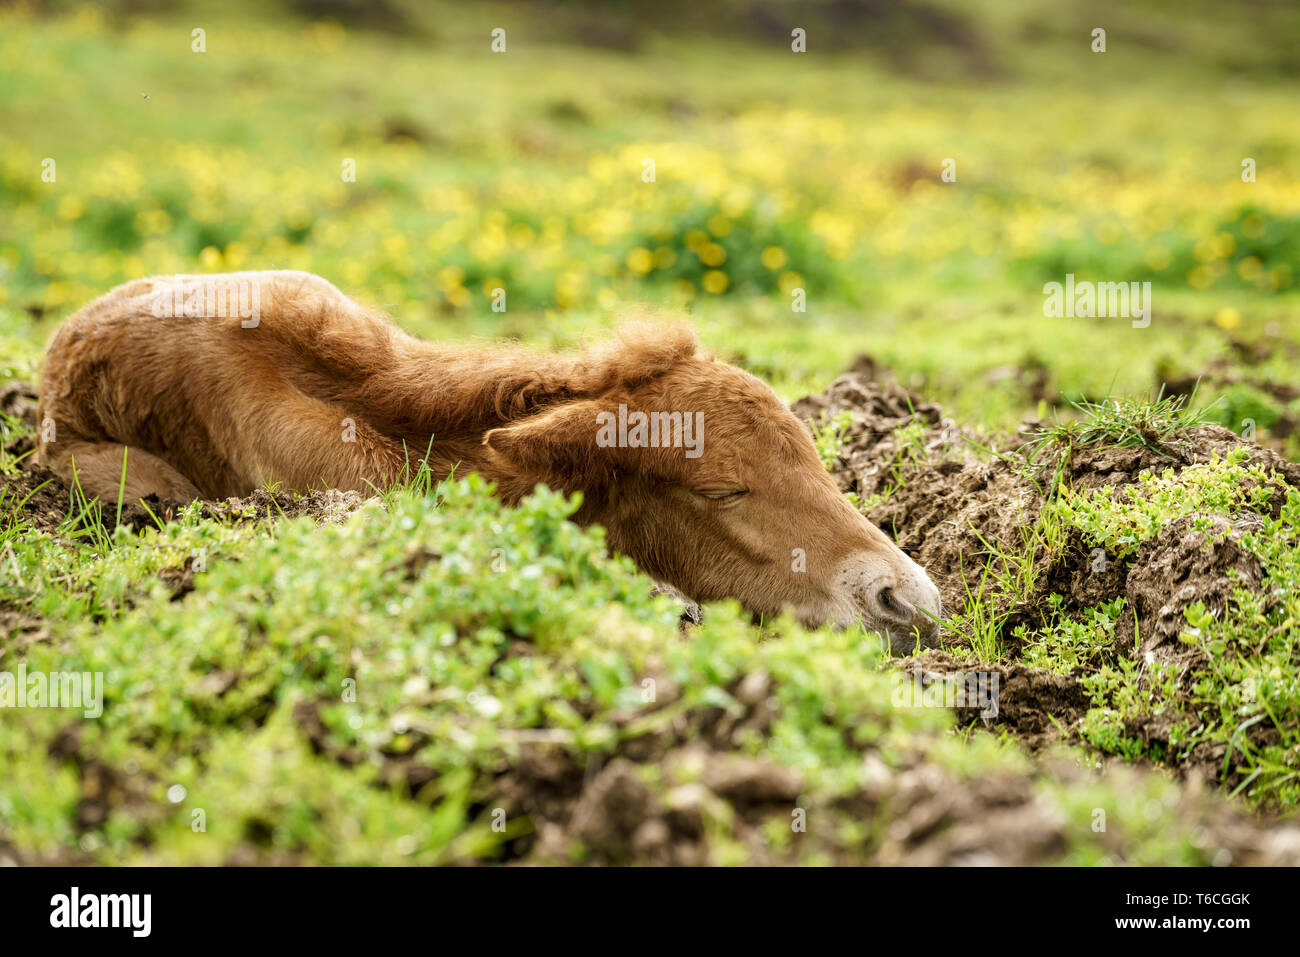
[[1015, 391, 1220, 494]]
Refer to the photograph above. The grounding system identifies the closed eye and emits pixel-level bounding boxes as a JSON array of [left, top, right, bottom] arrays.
[[696, 489, 748, 502]]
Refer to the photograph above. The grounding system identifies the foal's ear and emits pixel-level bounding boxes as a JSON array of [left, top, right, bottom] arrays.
[[482, 400, 614, 491]]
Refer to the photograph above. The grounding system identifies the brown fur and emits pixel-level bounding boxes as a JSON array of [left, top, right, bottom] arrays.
[[37, 271, 941, 646]]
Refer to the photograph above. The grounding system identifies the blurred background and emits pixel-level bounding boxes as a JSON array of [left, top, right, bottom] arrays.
[[1, 0, 1298, 445]]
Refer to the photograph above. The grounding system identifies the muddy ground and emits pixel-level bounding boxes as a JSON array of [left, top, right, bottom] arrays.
[[793, 359, 1300, 790], [5, 375, 1300, 864]]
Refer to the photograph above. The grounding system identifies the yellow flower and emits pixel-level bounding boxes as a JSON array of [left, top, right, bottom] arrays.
[[625, 247, 654, 274], [199, 245, 223, 271], [720, 186, 753, 218], [702, 270, 728, 294], [698, 242, 726, 267], [761, 246, 788, 270], [1214, 307, 1241, 331], [224, 241, 248, 269], [1195, 233, 1234, 262], [652, 246, 676, 269], [651, 222, 675, 243], [554, 271, 586, 309]]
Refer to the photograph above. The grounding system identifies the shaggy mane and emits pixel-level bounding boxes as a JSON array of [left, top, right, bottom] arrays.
[[487, 320, 701, 421]]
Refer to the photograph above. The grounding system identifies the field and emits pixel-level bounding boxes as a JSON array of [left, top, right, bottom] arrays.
[[1, 0, 1299, 865]]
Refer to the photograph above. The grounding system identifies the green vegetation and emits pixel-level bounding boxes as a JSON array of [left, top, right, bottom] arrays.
[[1072, 480, 1300, 809], [0, 461, 1276, 864], [1049, 448, 1284, 560], [2, 0, 1299, 863]]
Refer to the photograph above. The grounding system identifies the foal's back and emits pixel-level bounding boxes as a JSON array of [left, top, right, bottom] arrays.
[[37, 271, 411, 500]]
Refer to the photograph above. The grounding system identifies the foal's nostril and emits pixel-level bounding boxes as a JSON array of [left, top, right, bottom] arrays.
[[874, 586, 913, 625]]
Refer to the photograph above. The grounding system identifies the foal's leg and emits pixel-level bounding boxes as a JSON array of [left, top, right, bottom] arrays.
[[232, 384, 410, 494], [45, 441, 203, 504]]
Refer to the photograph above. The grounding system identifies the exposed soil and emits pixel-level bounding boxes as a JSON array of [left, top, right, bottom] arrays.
[[794, 359, 1300, 781], [10, 663, 1298, 867], [794, 365, 1296, 620], [197, 487, 367, 525], [794, 357, 1297, 623], [1117, 514, 1265, 660], [504, 739, 1300, 866], [897, 650, 1091, 749]]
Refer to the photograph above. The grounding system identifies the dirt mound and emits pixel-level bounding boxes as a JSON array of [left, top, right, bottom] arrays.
[[1118, 515, 1265, 660], [793, 360, 1299, 770], [897, 650, 1091, 749], [796, 360, 1297, 626], [515, 739, 1300, 865], [860, 752, 1300, 867]]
